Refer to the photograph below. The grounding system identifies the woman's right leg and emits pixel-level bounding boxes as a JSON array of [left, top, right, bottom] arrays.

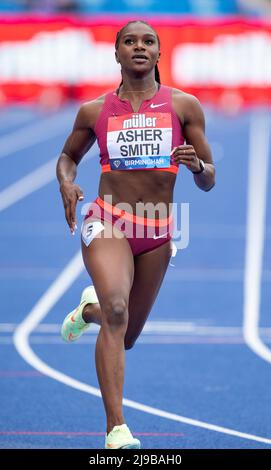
[[81, 219, 134, 435]]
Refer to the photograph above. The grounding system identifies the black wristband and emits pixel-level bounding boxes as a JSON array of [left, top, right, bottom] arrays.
[[192, 159, 205, 174]]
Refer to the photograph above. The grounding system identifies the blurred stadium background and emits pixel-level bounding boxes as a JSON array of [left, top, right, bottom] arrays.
[[0, 0, 270, 109]]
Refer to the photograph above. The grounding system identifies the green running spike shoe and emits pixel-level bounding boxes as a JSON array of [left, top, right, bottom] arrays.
[[105, 424, 141, 449], [61, 286, 99, 342]]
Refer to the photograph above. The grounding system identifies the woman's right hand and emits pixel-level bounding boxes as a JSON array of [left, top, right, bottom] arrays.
[[59, 181, 84, 234]]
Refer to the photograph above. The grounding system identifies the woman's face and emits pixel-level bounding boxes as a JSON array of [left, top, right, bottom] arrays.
[[115, 23, 160, 76]]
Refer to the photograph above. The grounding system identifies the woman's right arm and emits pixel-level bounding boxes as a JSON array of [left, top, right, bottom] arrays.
[[56, 103, 97, 234]]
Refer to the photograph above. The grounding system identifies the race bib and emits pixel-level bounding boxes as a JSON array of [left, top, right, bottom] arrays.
[[81, 220, 104, 247], [107, 112, 172, 170]]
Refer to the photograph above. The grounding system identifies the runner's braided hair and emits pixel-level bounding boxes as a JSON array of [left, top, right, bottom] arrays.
[[115, 20, 161, 89]]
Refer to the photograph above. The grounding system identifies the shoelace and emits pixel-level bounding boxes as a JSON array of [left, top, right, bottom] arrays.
[[111, 428, 132, 440], [109, 427, 125, 435], [110, 428, 122, 435]]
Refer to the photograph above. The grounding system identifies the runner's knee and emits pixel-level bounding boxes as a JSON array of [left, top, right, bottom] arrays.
[[102, 297, 129, 327]]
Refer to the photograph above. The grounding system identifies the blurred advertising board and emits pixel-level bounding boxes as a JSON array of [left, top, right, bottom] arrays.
[[0, 15, 270, 109]]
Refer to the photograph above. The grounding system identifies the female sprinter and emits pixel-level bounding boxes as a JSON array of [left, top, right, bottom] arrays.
[[56, 20, 215, 450]]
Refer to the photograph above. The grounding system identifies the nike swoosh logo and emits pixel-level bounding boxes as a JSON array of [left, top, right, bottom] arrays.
[[150, 102, 167, 109], [153, 232, 168, 239], [70, 307, 79, 322], [70, 301, 85, 323]]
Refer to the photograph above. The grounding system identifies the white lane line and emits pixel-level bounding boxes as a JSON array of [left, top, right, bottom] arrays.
[[13, 251, 271, 445], [0, 157, 57, 212], [5, 322, 271, 337], [0, 110, 74, 160], [1, 336, 255, 345], [243, 112, 271, 363], [0, 144, 97, 213]]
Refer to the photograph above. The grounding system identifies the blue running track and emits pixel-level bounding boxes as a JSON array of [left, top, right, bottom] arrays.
[[0, 104, 271, 449]]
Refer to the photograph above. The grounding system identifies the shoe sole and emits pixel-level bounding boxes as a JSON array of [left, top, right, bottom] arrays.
[[120, 444, 141, 449], [81, 286, 99, 305]]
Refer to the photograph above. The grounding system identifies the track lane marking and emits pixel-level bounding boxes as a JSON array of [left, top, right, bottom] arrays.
[[243, 112, 271, 363], [13, 251, 271, 446]]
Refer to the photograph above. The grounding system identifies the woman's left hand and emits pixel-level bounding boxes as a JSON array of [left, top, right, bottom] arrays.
[[171, 145, 201, 173]]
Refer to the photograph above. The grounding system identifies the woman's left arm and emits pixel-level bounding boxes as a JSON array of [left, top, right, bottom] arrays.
[[172, 93, 215, 192]]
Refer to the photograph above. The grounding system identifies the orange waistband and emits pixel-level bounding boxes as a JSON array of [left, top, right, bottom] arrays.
[[96, 196, 173, 227], [101, 164, 178, 174]]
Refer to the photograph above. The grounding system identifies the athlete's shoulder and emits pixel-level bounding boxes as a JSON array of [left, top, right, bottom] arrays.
[[79, 94, 107, 115], [75, 94, 107, 129], [170, 88, 204, 124], [171, 88, 202, 107]]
